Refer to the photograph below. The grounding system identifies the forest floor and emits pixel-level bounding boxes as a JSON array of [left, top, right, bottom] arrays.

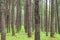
[[0, 26, 60, 40]]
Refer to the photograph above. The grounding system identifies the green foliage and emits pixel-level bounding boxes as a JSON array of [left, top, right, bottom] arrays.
[[0, 26, 60, 40]]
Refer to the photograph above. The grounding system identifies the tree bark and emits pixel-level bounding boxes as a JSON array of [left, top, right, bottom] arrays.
[[50, 0, 55, 37], [16, 0, 21, 33], [6, 0, 11, 33], [44, 0, 48, 36], [24, 0, 28, 33], [35, 0, 40, 40], [56, 0, 60, 34], [11, 0, 15, 36], [27, 0, 32, 37], [0, 0, 6, 40], [55, 0, 58, 33]]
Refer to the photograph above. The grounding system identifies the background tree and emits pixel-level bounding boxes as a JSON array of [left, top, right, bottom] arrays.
[[56, 0, 60, 34], [11, 0, 15, 36], [45, 0, 48, 36], [6, 0, 11, 33], [0, 0, 6, 40], [50, 0, 55, 37], [27, 0, 32, 37], [16, 0, 21, 33], [35, 0, 40, 40], [24, 0, 28, 33]]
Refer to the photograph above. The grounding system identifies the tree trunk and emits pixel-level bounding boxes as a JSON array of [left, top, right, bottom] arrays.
[[50, 0, 55, 37], [16, 0, 21, 33], [0, 0, 6, 40], [6, 0, 10, 33], [24, 0, 28, 33], [27, 0, 32, 37], [44, 0, 48, 36], [56, 0, 60, 34], [32, 0, 35, 31], [11, 0, 15, 36], [55, 0, 58, 33], [35, 0, 40, 40]]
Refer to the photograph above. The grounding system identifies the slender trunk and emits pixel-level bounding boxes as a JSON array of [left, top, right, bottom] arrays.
[[16, 0, 21, 33], [48, 0, 51, 32], [35, 0, 40, 40], [11, 0, 15, 36], [45, 0, 48, 36], [56, 0, 60, 34], [27, 0, 32, 37], [55, 0, 58, 33], [32, 0, 35, 31], [24, 0, 28, 33], [0, 1, 6, 40], [8, 0, 11, 33], [6, 0, 10, 33], [50, 0, 55, 37]]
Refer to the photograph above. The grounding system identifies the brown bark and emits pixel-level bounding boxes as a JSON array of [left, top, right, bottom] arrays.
[[48, 0, 51, 32], [35, 0, 40, 40], [45, 0, 48, 36], [27, 0, 32, 37], [56, 0, 60, 34], [0, 5, 1, 32], [6, 0, 11, 33], [0, 0, 6, 40], [50, 0, 55, 37], [32, 1, 35, 31], [24, 0, 28, 33], [55, 0, 58, 33], [11, 0, 15, 36], [16, 0, 21, 33], [24, 0, 32, 36]]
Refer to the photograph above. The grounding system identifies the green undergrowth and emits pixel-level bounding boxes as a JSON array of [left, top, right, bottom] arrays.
[[0, 26, 60, 40]]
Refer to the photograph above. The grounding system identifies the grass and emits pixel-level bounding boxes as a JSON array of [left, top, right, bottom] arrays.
[[0, 26, 60, 40]]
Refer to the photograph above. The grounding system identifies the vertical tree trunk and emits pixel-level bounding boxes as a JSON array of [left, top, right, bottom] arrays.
[[16, 0, 21, 33], [0, 0, 6, 40], [55, 0, 58, 33], [48, 0, 51, 31], [8, 0, 11, 33], [24, 10, 28, 33], [11, 0, 15, 36], [27, 0, 32, 37], [44, 0, 48, 36], [50, 0, 55, 37], [24, 0, 32, 36], [24, 0, 28, 33], [1, 11, 6, 40], [56, 0, 60, 34], [0, 3, 1, 32], [6, 0, 10, 33], [35, 0, 40, 40], [32, 0, 35, 31]]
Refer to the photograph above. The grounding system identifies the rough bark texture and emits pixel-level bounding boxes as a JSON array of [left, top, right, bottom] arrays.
[[50, 0, 55, 37], [0, 0, 6, 40], [11, 0, 15, 36], [27, 0, 32, 37], [35, 0, 40, 40]]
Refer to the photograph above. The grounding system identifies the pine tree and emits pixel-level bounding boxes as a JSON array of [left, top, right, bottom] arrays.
[[50, 0, 55, 37], [35, 0, 40, 40]]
